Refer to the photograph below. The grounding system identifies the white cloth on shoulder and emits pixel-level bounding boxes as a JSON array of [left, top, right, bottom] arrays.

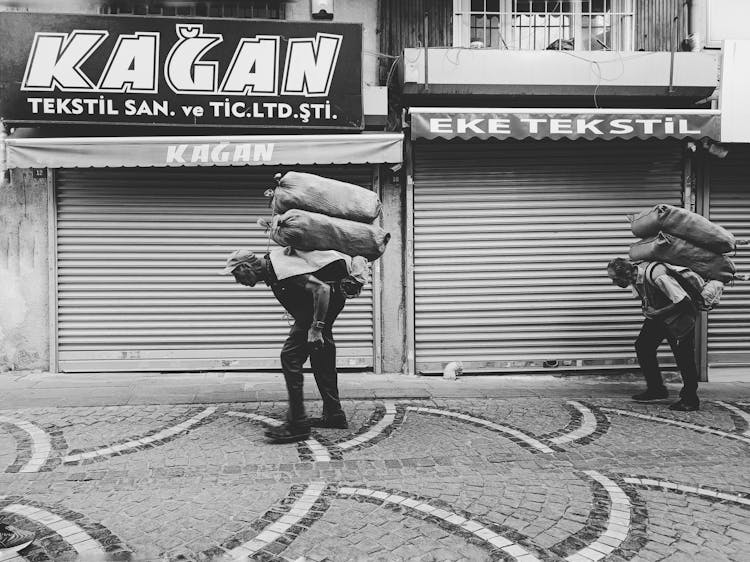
[[269, 247, 352, 280]]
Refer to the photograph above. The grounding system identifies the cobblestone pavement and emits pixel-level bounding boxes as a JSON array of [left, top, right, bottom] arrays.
[[1, 385, 750, 561]]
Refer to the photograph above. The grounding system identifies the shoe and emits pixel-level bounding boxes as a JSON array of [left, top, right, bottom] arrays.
[[0, 525, 34, 552], [265, 423, 310, 444], [669, 399, 699, 412], [309, 413, 348, 429], [632, 388, 669, 402], [263, 421, 310, 437]]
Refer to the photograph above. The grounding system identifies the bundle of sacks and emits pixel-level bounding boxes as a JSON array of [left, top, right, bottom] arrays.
[[264, 171, 390, 262], [628, 204, 739, 310], [628, 204, 736, 281]]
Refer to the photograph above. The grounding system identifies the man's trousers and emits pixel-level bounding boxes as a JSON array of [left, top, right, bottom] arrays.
[[635, 317, 699, 404], [279, 290, 346, 426]]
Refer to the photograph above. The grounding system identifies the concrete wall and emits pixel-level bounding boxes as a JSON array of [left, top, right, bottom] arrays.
[[285, 0, 379, 87], [402, 48, 719, 90], [378, 165, 406, 373], [0, 169, 51, 371], [691, 0, 750, 49]]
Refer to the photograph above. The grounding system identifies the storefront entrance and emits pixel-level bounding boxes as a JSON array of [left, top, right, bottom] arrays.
[[707, 147, 750, 371], [54, 166, 376, 372], [412, 138, 684, 374]]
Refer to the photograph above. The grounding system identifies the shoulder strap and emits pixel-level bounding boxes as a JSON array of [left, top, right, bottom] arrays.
[[645, 262, 664, 285], [262, 254, 279, 286], [652, 262, 703, 305]]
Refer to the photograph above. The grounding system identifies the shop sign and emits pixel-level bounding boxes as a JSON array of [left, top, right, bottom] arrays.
[[410, 110, 721, 141], [4, 133, 404, 169], [0, 12, 363, 129]]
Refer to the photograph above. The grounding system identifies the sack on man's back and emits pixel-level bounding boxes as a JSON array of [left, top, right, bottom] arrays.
[[272, 171, 382, 224], [629, 204, 735, 254], [646, 262, 725, 311], [630, 232, 736, 282], [271, 209, 390, 261]]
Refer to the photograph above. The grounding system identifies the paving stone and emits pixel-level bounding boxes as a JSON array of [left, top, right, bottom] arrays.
[[1, 394, 749, 561]]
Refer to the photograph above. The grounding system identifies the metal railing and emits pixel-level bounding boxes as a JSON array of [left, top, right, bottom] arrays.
[[99, 1, 285, 19], [455, 1, 635, 51]]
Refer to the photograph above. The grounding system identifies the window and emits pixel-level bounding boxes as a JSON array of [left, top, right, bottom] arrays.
[[454, 0, 634, 51], [99, 1, 286, 19]]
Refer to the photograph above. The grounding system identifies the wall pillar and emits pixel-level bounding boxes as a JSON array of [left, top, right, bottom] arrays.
[[378, 164, 406, 373], [0, 167, 51, 371]]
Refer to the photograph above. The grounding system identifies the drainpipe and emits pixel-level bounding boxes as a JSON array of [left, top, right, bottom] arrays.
[[685, 0, 696, 48], [0, 119, 7, 187], [668, 15, 679, 93], [423, 9, 429, 92]]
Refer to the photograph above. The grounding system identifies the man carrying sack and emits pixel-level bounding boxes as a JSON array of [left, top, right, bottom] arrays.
[[607, 257, 700, 412], [221, 247, 364, 443]]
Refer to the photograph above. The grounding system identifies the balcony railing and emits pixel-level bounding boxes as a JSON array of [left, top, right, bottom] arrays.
[[98, 1, 285, 18], [455, 1, 635, 51]]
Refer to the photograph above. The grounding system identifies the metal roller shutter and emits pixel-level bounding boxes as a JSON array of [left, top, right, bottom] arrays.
[[413, 138, 684, 374], [55, 166, 375, 372], [708, 149, 750, 367]]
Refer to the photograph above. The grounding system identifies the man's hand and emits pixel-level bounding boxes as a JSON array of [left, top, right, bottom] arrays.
[[308, 325, 325, 352], [303, 275, 330, 352], [642, 305, 660, 319]]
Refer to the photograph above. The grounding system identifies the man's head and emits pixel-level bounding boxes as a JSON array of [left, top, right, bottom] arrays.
[[607, 257, 636, 288], [220, 249, 264, 286]]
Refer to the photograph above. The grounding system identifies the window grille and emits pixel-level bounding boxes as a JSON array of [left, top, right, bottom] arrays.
[[457, 0, 634, 51], [99, 1, 285, 19]]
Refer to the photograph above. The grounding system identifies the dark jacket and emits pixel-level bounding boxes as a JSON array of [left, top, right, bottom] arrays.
[[264, 256, 348, 324], [635, 262, 697, 341]]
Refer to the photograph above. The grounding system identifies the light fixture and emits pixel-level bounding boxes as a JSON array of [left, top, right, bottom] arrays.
[[701, 138, 729, 159], [311, 0, 333, 20]]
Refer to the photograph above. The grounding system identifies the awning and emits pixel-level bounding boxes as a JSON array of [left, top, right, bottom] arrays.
[[409, 108, 721, 141], [3, 132, 403, 169]]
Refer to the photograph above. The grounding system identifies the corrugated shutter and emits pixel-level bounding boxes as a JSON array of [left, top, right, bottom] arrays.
[[55, 166, 375, 372], [708, 149, 750, 367], [412, 138, 684, 374]]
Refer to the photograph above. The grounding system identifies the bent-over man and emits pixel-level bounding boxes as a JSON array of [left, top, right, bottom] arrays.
[[221, 248, 362, 443], [607, 257, 700, 411]]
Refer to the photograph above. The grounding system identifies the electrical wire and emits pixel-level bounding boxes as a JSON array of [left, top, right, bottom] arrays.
[[362, 49, 401, 60], [385, 54, 401, 90], [558, 48, 637, 108]]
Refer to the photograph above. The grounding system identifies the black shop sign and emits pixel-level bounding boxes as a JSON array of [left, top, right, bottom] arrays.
[[0, 12, 363, 129]]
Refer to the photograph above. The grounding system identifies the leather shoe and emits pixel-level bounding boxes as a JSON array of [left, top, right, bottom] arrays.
[[632, 388, 669, 402], [669, 400, 699, 412], [265, 423, 310, 444], [309, 413, 348, 429]]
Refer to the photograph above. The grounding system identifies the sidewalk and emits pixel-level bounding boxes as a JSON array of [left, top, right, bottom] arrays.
[[2, 369, 749, 408], [1, 369, 749, 561]]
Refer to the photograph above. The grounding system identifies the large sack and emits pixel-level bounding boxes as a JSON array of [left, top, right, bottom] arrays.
[[629, 232, 736, 282], [272, 171, 382, 223], [629, 204, 735, 254], [271, 209, 390, 261]]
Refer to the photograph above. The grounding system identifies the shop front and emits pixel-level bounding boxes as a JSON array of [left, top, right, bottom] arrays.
[[5, 134, 401, 373], [0, 12, 403, 373], [705, 148, 750, 370], [706, 39, 750, 375], [406, 108, 721, 375]]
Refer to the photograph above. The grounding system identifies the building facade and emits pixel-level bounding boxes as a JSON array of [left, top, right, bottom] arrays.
[[0, 0, 405, 373], [1, 0, 748, 379], [381, 0, 748, 378]]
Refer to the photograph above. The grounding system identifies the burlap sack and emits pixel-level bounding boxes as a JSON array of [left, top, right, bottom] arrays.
[[629, 204, 735, 254], [271, 209, 390, 261], [629, 232, 736, 282], [272, 171, 382, 223]]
